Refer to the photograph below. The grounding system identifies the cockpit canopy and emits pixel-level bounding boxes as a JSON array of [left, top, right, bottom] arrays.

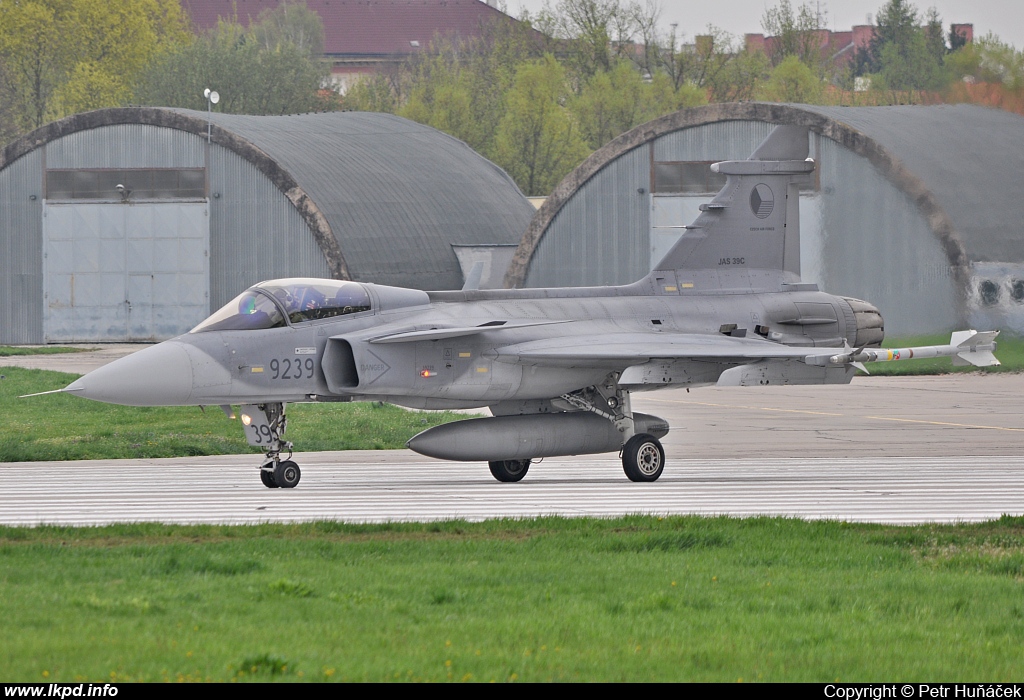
[[191, 278, 372, 333]]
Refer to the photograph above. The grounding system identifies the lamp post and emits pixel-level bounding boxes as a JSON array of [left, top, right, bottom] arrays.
[[203, 88, 220, 144]]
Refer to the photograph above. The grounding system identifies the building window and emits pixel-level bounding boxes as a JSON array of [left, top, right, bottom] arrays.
[[1011, 280, 1024, 303], [979, 280, 1001, 306], [652, 159, 819, 195], [652, 161, 726, 194], [46, 168, 206, 201]]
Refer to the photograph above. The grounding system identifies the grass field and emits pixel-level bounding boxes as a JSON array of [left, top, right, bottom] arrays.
[[0, 367, 469, 461], [0, 346, 92, 356], [0, 516, 1022, 682]]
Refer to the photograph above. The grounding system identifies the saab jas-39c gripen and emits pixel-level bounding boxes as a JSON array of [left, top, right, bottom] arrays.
[[45, 125, 1000, 488]]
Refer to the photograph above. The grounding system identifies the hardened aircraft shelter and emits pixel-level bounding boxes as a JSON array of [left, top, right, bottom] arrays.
[[0, 107, 533, 343], [509, 102, 1024, 335]]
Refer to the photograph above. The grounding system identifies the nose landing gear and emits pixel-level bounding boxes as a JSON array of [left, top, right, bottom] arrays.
[[240, 403, 301, 489]]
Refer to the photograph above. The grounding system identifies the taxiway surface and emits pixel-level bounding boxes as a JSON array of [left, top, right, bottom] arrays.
[[2, 366, 1022, 526]]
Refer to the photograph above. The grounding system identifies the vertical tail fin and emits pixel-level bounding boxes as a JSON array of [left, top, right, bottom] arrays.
[[652, 125, 813, 281]]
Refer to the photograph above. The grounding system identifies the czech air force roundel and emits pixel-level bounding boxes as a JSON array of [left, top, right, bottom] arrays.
[[750, 183, 774, 219]]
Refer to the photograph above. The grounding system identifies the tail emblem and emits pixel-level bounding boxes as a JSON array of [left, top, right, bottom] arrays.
[[750, 184, 774, 218]]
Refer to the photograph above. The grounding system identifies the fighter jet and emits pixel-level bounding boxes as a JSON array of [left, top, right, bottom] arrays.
[[48, 125, 999, 487]]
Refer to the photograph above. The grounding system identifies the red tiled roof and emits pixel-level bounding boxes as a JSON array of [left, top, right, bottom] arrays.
[[181, 0, 518, 56]]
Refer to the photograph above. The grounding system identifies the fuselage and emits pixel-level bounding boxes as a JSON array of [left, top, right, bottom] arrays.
[[64, 276, 884, 410]]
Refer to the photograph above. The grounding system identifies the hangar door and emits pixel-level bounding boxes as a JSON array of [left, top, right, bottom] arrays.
[[43, 201, 209, 342]]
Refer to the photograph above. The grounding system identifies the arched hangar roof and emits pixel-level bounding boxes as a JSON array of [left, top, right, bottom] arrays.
[[0, 107, 534, 291], [506, 102, 1024, 289]]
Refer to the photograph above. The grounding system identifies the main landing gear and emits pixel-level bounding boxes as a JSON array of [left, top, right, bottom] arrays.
[[560, 377, 667, 483], [237, 402, 302, 489], [482, 374, 668, 484]]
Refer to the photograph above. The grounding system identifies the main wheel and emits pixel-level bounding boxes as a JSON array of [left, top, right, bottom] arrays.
[[488, 459, 531, 483], [260, 467, 279, 489], [622, 434, 665, 482], [274, 460, 301, 489]]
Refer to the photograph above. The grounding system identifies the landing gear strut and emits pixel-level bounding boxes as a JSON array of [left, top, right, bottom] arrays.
[[240, 402, 301, 489], [559, 373, 666, 482]]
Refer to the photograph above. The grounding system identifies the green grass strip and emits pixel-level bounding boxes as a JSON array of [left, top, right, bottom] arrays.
[[0, 515, 1022, 682], [0, 345, 93, 356]]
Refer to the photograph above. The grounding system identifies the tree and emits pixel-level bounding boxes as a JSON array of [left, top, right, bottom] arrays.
[[539, 0, 664, 82], [875, 29, 941, 100], [250, 1, 324, 57], [643, 71, 707, 118], [351, 15, 547, 158], [923, 7, 947, 64], [872, 0, 920, 57], [573, 60, 647, 149], [760, 0, 831, 77], [0, 58, 20, 144], [135, 14, 329, 115], [342, 63, 408, 114], [856, 0, 924, 76], [944, 33, 1024, 90], [708, 47, 769, 102], [627, 0, 662, 78], [845, 0, 951, 100], [573, 59, 706, 150], [666, 28, 769, 103], [662, 27, 768, 102], [0, 1, 67, 131], [758, 54, 822, 102], [0, 0, 190, 133], [398, 48, 484, 150], [493, 55, 590, 196], [543, 0, 618, 78]]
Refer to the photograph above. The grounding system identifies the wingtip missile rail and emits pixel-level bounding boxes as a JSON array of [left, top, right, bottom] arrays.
[[826, 330, 1000, 369]]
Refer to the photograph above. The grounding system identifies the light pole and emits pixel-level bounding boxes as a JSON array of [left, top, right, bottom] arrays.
[[203, 88, 220, 144]]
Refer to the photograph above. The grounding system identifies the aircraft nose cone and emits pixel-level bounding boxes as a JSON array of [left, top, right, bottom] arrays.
[[65, 342, 194, 406]]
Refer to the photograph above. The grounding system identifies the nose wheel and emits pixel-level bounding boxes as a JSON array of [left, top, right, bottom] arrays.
[[259, 456, 301, 489], [273, 460, 301, 488], [260, 466, 279, 489]]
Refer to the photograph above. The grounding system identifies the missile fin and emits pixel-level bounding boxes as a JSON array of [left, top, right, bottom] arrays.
[[953, 329, 999, 349], [951, 330, 1000, 367], [954, 350, 1000, 367]]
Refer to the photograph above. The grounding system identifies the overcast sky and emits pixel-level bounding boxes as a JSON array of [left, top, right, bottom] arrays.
[[506, 0, 1024, 49]]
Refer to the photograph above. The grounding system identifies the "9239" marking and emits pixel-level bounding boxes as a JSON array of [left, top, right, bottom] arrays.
[[270, 358, 315, 379]]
